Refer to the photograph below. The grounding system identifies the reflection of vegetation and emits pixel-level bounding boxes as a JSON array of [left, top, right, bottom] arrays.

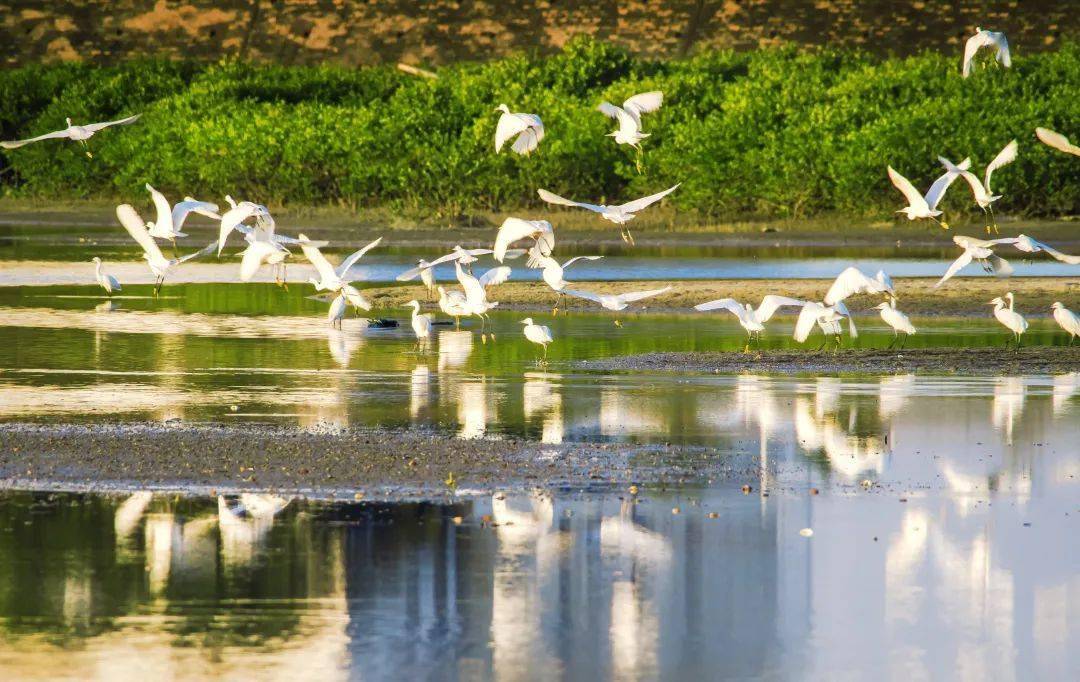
[[1, 38, 1077, 218]]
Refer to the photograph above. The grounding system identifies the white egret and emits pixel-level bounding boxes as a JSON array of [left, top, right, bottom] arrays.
[[1010, 234, 1080, 264], [537, 184, 680, 244], [935, 235, 1016, 287], [413, 259, 437, 299], [493, 218, 554, 262], [989, 292, 1028, 349], [562, 285, 671, 325], [694, 295, 806, 351], [238, 239, 290, 283], [91, 257, 121, 297], [144, 184, 220, 249], [598, 91, 663, 149], [520, 318, 554, 363], [405, 300, 433, 350], [217, 197, 274, 255], [530, 252, 603, 313], [887, 163, 967, 229], [301, 236, 383, 292], [328, 291, 348, 328], [874, 299, 917, 349], [494, 104, 544, 155], [948, 140, 1018, 233], [794, 301, 858, 350], [1051, 302, 1080, 344], [962, 28, 1010, 78], [1036, 127, 1080, 157], [396, 246, 494, 281], [456, 260, 511, 337], [437, 285, 471, 327], [1, 114, 140, 157], [115, 204, 215, 294], [824, 266, 895, 305]]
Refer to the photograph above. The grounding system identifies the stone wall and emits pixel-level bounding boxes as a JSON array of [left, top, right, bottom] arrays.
[[2, 1, 1077, 67]]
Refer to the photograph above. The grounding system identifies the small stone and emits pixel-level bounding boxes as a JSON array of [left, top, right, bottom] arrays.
[[671, 507, 681, 515], [860, 479, 873, 489], [707, 512, 719, 519], [741, 485, 753, 494], [799, 528, 814, 537], [452, 516, 463, 525], [628, 485, 639, 495], [809, 488, 819, 495], [353, 492, 364, 500]]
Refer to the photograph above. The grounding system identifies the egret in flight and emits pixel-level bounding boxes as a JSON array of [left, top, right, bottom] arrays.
[[989, 292, 1027, 350], [494, 218, 554, 263], [962, 28, 1010, 78], [824, 266, 895, 305], [1051, 302, 1080, 344], [520, 318, 554, 364], [91, 257, 121, 297], [115, 204, 214, 295], [694, 295, 807, 352], [301, 236, 383, 292], [456, 260, 511, 338], [888, 163, 967, 229], [874, 299, 916, 349], [531, 253, 603, 313], [405, 300, 433, 350], [562, 285, 671, 325], [935, 235, 1016, 287], [397, 246, 494, 281], [795, 301, 858, 350], [144, 184, 219, 255], [1036, 127, 1080, 157], [947, 140, 1018, 233], [1, 114, 140, 157], [494, 105, 544, 155], [598, 91, 663, 171], [1010, 234, 1080, 264], [537, 184, 680, 244]]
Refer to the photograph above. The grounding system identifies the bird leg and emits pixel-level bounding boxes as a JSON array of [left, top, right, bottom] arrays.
[[171, 238, 180, 259], [988, 205, 999, 234], [81, 140, 93, 159], [153, 277, 163, 297], [613, 319, 623, 328], [634, 146, 645, 175], [1015, 333, 1023, 352], [552, 292, 562, 316], [888, 332, 898, 350], [816, 336, 828, 352], [620, 228, 636, 246], [899, 334, 908, 350]]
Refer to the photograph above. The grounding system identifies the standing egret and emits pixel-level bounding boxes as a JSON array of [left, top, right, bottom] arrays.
[[1036, 127, 1080, 157], [397, 246, 494, 282], [562, 285, 671, 325], [962, 28, 1011, 78], [301, 236, 383, 292], [1010, 234, 1080, 264], [91, 257, 121, 297], [874, 299, 917, 349], [537, 184, 680, 245], [1, 114, 140, 157], [948, 140, 1018, 233], [887, 164, 967, 229], [437, 286, 471, 328], [328, 291, 348, 329], [115, 204, 215, 295], [493, 218, 554, 263], [989, 292, 1027, 350], [405, 300, 433, 350], [824, 266, 895, 305], [794, 301, 858, 350], [520, 318, 554, 364], [694, 295, 807, 352], [935, 235, 1017, 287], [414, 259, 437, 300], [494, 104, 544, 155], [530, 253, 604, 314], [1051, 302, 1080, 344]]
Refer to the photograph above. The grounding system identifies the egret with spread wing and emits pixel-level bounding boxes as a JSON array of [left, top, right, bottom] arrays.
[[948, 140, 1018, 233], [456, 260, 511, 338], [302, 236, 383, 294], [397, 246, 494, 282], [935, 235, 1018, 288], [1010, 234, 1080, 265], [530, 253, 603, 313], [537, 184, 679, 245], [494, 218, 554, 262], [494, 105, 544, 155], [794, 301, 858, 350], [562, 285, 671, 325], [888, 163, 967, 229], [115, 204, 214, 295], [694, 295, 807, 351], [1, 114, 140, 157], [598, 92, 662, 148], [962, 28, 1010, 78], [824, 267, 895, 305]]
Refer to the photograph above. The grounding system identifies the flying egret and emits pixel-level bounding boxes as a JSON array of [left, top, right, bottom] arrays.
[[405, 300, 433, 350], [91, 257, 121, 297], [238, 239, 290, 283], [989, 292, 1027, 350], [456, 260, 510, 338], [115, 204, 215, 295], [874, 299, 916, 349], [794, 301, 858, 350], [887, 163, 966, 229], [824, 266, 895, 305], [537, 184, 680, 245], [962, 28, 1010, 78], [1051, 302, 1080, 344], [935, 235, 1017, 288], [494, 104, 544, 155], [437, 285, 471, 328], [1010, 234, 1080, 265], [328, 291, 348, 329], [520, 318, 554, 364], [530, 252, 603, 313], [1036, 127, 1080, 157], [494, 218, 554, 263], [301, 236, 383, 292], [948, 140, 1018, 233], [1, 114, 140, 157], [397, 246, 494, 281], [144, 184, 219, 255], [598, 91, 663, 166], [562, 285, 671, 325], [694, 295, 807, 352]]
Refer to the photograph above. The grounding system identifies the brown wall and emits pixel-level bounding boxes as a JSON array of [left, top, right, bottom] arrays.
[[2, 1, 1078, 67]]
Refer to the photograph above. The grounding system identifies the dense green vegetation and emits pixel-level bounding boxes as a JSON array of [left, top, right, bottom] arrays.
[[1, 38, 1078, 220]]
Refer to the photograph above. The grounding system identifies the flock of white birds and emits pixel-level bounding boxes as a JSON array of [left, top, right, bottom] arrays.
[[7, 27, 1080, 361]]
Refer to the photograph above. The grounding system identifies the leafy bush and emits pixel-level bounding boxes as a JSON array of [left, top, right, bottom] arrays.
[[1, 37, 1078, 219]]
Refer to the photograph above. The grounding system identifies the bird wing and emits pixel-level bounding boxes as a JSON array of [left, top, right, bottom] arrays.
[[617, 184, 680, 213], [494, 218, 549, 262], [984, 139, 1018, 193], [0, 128, 71, 148], [146, 184, 173, 231], [478, 266, 512, 287], [1036, 127, 1080, 156], [299, 238, 338, 283], [824, 267, 878, 305], [934, 250, 974, 288], [174, 240, 216, 265], [1015, 235, 1080, 262], [925, 166, 965, 209], [991, 31, 1011, 67], [510, 123, 543, 155], [561, 288, 604, 304], [887, 166, 929, 210], [955, 169, 989, 203], [217, 203, 258, 254], [597, 101, 624, 121], [116, 204, 165, 262], [83, 114, 141, 132], [834, 301, 858, 338], [622, 91, 663, 122], [335, 237, 383, 279], [172, 200, 220, 233], [794, 303, 825, 342], [239, 241, 279, 282], [560, 255, 603, 269], [495, 111, 530, 152], [962, 32, 991, 77], [756, 295, 809, 322], [537, 188, 605, 213], [693, 298, 743, 315], [616, 286, 672, 304]]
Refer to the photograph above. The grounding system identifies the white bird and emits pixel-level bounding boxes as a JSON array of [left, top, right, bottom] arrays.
[[1, 114, 140, 157], [493, 218, 554, 263], [405, 300, 433, 349], [437, 285, 471, 327], [1036, 127, 1080, 157], [962, 28, 1011, 78], [537, 184, 679, 244], [874, 299, 916, 349], [888, 163, 967, 228], [1051, 302, 1080, 344], [520, 318, 554, 363], [144, 184, 220, 249], [494, 104, 544, 155], [530, 253, 603, 313], [598, 92, 663, 148], [694, 295, 807, 351], [1010, 234, 1080, 265], [562, 285, 671, 324], [794, 301, 858, 350], [172, 197, 221, 233], [327, 291, 348, 328], [216, 198, 272, 255], [238, 239, 290, 283], [413, 259, 437, 299], [989, 292, 1028, 349], [456, 260, 511, 336], [91, 257, 121, 297], [302, 236, 383, 293], [396, 246, 494, 282], [935, 235, 1017, 288], [824, 266, 895, 305], [948, 140, 1018, 233], [115, 204, 215, 294]]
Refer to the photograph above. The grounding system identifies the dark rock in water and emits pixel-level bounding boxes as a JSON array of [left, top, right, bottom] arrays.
[[431, 320, 455, 326], [368, 318, 399, 329]]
